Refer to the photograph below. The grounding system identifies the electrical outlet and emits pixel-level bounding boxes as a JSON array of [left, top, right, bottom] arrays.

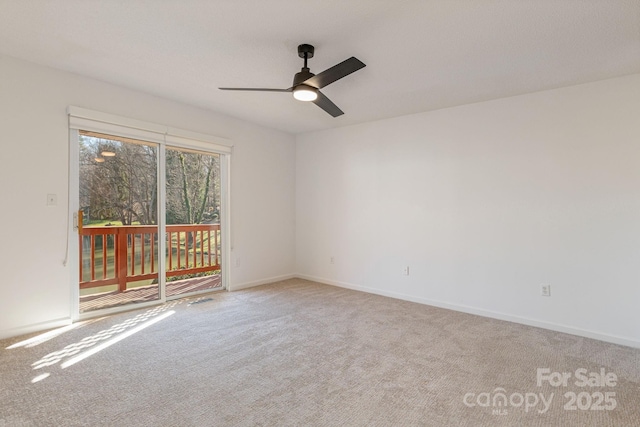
[[330, 256, 335, 264], [235, 258, 241, 268], [541, 284, 551, 297], [402, 266, 410, 276]]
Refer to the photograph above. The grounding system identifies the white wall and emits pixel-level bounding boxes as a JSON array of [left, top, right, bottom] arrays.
[[3, 51, 639, 348], [0, 54, 296, 339], [296, 74, 640, 348]]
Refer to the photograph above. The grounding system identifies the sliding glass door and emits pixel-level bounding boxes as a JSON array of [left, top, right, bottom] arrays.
[[77, 132, 160, 312], [165, 147, 222, 298], [74, 129, 226, 315]]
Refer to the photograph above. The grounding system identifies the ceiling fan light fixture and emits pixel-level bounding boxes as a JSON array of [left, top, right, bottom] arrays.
[[293, 85, 318, 102]]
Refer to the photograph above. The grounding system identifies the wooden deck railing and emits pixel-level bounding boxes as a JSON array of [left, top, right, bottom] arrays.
[[79, 224, 220, 292]]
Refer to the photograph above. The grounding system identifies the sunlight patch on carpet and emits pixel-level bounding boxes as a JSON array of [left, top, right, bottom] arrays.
[[6, 319, 103, 350], [31, 373, 50, 383], [60, 310, 175, 369]]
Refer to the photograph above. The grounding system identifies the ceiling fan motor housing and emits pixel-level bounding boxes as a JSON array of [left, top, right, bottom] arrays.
[[293, 69, 315, 88]]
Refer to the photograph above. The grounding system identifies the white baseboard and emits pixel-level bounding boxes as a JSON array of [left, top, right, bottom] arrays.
[[0, 317, 72, 341], [296, 274, 640, 349], [229, 273, 297, 291], [4, 275, 637, 349]]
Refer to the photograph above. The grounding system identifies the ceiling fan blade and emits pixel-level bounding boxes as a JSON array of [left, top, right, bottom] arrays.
[[219, 87, 292, 92], [303, 57, 366, 89], [313, 91, 344, 117]]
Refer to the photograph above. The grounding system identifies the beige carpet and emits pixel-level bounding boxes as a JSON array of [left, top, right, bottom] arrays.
[[1, 279, 638, 426]]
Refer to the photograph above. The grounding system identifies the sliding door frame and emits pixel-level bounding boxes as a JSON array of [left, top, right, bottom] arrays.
[[68, 107, 232, 321]]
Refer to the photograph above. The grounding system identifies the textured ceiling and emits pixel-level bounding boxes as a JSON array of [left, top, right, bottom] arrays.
[[1, 0, 639, 135]]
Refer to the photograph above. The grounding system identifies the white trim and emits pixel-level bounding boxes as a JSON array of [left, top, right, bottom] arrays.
[[68, 106, 165, 133], [296, 274, 640, 349], [68, 106, 232, 153], [165, 132, 230, 154], [158, 143, 167, 302], [68, 128, 80, 321], [220, 154, 231, 291], [229, 274, 297, 291]]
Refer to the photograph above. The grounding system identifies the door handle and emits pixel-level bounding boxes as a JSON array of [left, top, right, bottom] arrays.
[[75, 210, 83, 234]]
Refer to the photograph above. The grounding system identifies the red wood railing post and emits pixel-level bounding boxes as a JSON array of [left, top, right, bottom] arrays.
[[79, 235, 84, 282], [168, 231, 173, 270], [177, 232, 181, 270], [207, 230, 211, 266], [200, 230, 204, 267], [90, 235, 96, 281], [130, 233, 136, 276], [102, 236, 108, 280], [192, 231, 197, 268], [215, 228, 219, 266], [141, 233, 145, 275], [150, 232, 155, 273], [116, 228, 128, 292]]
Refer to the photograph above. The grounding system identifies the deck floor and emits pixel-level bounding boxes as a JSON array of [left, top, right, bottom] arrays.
[[79, 275, 222, 312]]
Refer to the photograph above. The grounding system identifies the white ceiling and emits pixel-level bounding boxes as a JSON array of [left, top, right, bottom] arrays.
[[1, 0, 639, 135]]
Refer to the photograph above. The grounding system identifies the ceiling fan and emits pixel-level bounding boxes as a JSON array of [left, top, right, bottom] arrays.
[[219, 44, 366, 117]]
